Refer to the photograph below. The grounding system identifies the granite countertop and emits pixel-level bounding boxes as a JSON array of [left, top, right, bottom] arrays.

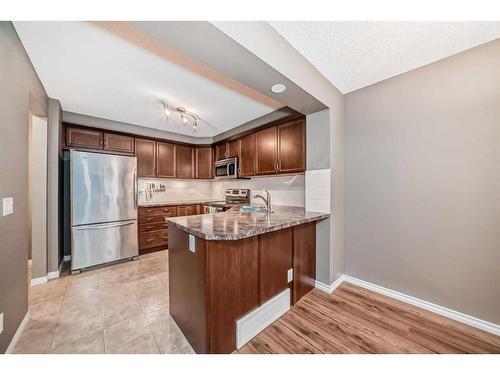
[[139, 198, 223, 207], [166, 205, 330, 240]]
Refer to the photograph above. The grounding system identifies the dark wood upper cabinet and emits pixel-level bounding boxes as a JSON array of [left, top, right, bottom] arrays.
[[255, 126, 278, 175], [103, 132, 134, 154], [135, 138, 156, 178], [215, 139, 240, 161], [65, 115, 305, 179], [227, 139, 241, 159], [157, 141, 176, 178], [175, 144, 194, 179], [195, 146, 213, 179], [66, 127, 103, 149], [277, 119, 306, 174], [239, 133, 256, 177], [214, 143, 226, 161]]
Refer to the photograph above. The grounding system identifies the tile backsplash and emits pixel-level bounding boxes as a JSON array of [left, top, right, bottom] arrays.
[[138, 178, 214, 205], [138, 174, 306, 208], [305, 169, 331, 213], [211, 175, 305, 207]]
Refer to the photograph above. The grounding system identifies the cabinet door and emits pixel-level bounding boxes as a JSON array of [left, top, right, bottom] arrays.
[[215, 143, 227, 161], [227, 139, 241, 159], [187, 204, 200, 215], [239, 133, 256, 177], [292, 222, 316, 304], [195, 146, 213, 179], [66, 127, 103, 149], [277, 119, 306, 174], [135, 138, 156, 177], [258, 228, 292, 305], [103, 133, 134, 153], [255, 126, 278, 175], [157, 141, 176, 178], [175, 145, 194, 179], [177, 205, 189, 216]]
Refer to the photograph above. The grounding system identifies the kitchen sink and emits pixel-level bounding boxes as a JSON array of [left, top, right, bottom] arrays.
[[238, 205, 266, 213]]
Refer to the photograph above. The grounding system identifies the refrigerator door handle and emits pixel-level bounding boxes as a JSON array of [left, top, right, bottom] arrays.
[[134, 168, 138, 209], [76, 221, 136, 230]]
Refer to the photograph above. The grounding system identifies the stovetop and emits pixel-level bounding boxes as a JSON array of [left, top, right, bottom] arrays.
[[203, 189, 250, 208]]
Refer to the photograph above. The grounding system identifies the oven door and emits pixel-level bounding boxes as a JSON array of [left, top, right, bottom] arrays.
[[214, 158, 238, 179]]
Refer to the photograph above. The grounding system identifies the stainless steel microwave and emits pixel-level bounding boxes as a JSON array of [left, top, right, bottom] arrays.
[[214, 157, 238, 180]]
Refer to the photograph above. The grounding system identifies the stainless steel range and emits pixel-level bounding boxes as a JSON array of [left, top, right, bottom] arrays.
[[202, 189, 250, 213]]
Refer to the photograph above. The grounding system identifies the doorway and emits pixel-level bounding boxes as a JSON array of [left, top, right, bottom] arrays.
[[28, 114, 48, 287]]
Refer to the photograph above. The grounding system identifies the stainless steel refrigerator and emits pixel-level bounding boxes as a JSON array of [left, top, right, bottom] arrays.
[[70, 150, 138, 272]]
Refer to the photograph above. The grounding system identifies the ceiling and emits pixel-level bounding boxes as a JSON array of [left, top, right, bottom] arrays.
[[269, 22, 500, 93], [14, 21, 283, 137]]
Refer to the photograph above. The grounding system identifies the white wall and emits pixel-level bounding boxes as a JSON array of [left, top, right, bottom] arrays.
[[29, 115, 48, 279]]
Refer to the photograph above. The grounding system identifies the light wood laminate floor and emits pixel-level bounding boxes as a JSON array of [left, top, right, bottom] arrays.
[[237, 283, 500, 354]]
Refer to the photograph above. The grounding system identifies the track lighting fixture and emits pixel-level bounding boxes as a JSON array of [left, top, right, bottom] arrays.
[[162, 101, 199, 131]]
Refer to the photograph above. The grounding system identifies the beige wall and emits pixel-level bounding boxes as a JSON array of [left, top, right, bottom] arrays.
[[0, 22, 48, 352], [345, 39, 500, 324]]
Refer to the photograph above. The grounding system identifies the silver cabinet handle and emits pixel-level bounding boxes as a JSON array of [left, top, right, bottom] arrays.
[[77, 221, 135, 230]]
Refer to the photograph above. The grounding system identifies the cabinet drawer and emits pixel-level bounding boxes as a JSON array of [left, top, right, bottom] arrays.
[[139, 230, 168, 249], [139, 222, 168, 233], [139, 206, 177, 216]]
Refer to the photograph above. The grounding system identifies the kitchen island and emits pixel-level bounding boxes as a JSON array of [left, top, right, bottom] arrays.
[[167, 206, 329, 354]]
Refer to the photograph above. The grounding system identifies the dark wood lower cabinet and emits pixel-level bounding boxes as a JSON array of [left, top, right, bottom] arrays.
[[207, 237, 259, 354], [168, 222, 318, 354], [168, 226, 209, 353], [138, 204, 201, 253], [292, 222, 316, 304], [259, 228, 292, 304], [138, 206, 177, 253]]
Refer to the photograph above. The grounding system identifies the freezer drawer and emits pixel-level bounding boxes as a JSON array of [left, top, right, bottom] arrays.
[[71, 220, 138, 270]]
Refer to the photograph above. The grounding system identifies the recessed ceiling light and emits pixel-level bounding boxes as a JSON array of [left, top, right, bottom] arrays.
[[271, 84, 286, 94]]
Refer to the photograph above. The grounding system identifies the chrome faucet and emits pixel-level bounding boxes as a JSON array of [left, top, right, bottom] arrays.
[[253, 189, 272, 213]]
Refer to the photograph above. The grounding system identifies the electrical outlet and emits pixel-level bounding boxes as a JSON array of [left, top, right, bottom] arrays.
[[0, 313, 3, 334], [3, 197, 13, 216], [287, 268, 293, 283], [189, 234, 196, 253]]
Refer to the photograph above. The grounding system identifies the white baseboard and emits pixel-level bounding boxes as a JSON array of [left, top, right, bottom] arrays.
[[5, 312, 30, 354], [47, 270, 59, 280], [31, 276, 48, 287], [315, 276, 344, 294], [236, 289, 290, 349], [315, 274, 500, 337]]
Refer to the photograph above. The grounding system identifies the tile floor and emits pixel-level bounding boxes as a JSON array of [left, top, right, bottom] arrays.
[[14, 250, 194, 354]]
